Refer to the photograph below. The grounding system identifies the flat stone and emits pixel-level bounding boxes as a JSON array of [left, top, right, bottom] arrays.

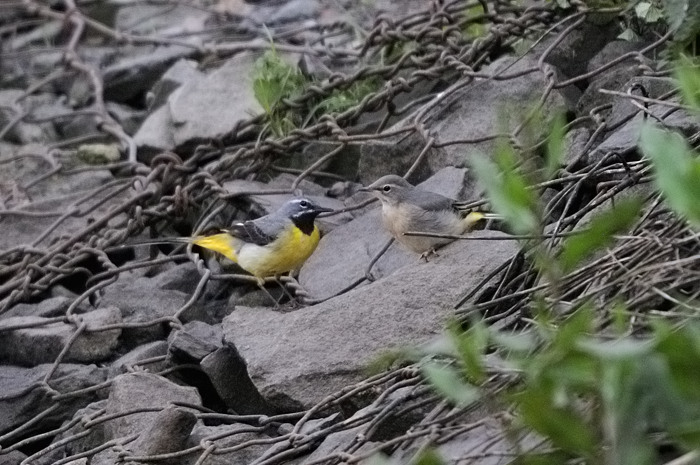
[[129, 406, 198, 458], [0, 307, 122, 366], [225, 230, 518, 411], [168, 321, 223, 363], [184, 423, 272, 464], [109, 341, 170, 378], [104, 372, 201, 440], [0, 363, 107, 437]]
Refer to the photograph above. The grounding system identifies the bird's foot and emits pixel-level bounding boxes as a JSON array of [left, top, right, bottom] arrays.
[[420, 248, 439, 262]]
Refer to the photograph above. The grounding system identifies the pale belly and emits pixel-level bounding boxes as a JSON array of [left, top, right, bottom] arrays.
[[382, 204, 464, 254], [236, 226, 321, 277]]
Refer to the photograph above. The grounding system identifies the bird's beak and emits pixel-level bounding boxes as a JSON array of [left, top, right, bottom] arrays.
[[313, 205, 334, 214]]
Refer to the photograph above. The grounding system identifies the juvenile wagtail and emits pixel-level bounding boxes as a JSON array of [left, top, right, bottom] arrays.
[[360, 175, 500, 259], [134, 198, 332, 279]]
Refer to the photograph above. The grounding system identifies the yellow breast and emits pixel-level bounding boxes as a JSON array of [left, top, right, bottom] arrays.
[[237, 225, 321, 278]]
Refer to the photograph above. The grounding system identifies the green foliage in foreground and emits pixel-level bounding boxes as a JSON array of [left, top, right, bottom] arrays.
[[395, 61, 700, 465]]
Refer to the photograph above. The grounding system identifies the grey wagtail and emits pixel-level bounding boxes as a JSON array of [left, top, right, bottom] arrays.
[[133, 198, 332, 279], [359, 175, 500, 259]]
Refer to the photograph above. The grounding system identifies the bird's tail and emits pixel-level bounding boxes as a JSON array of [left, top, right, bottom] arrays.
[[463, 211, 503, 228], [124, 233, 238, 263]]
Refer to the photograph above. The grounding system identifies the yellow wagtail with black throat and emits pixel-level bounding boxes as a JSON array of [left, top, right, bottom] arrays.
[[360, 175, 501, 260], [135, 198, 332, 280]]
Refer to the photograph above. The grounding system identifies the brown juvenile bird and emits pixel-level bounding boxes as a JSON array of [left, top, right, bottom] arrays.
[[360, 175, 500, 259]]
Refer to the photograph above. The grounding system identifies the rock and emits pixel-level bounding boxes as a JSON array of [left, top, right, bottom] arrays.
[[0, 451, 28, 464], [299, 167, 474, 300], [0, 307, 122, 366], [358, 56, 568, 183], [184, 423, 272, 465], [563, 127, 593, 168], [0, 363, 107, 437], [248, 0, 320, 25], [2, 295, 72, 318], [224, 230, 518, 411], [109, 341, 170, 378], [0, 89, 59, 143], [576, 40, 649, 116], [607, 76, 677, 128], [391, 412, 534, 465], [104, 372, 201, 440], [103, 45, 196, 103], [168, 321, 223, 363], [30, 401, 108, 465], [147, 59, 204, 111], [169, 53, 263, 149], [129, 406, 198, 458], [200, 346, 271, 414], [297, 426, 377, 465], [538, 21, 620, 78], [115, 2, 212, 38], [97, 271, 191, 346], [587, 104, 700, 166]]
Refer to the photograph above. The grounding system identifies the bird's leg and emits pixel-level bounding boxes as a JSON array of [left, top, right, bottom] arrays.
[[274, 274, 299, 305], [419, 248, 439, 262], [255, 277, 281, 308]]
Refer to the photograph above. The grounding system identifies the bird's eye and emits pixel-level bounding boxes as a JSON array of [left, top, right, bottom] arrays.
[[299, 200, 309, 208], [382, 185, 391, 192]]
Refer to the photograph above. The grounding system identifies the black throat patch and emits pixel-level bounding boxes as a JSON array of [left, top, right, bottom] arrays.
[[291, 214, 316, 236]]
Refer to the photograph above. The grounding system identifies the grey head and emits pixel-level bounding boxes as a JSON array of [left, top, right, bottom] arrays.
[[361, 175, 454, 211], [275, 198, 333, 223]]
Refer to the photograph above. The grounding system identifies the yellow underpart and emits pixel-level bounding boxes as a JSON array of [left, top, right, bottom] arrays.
[[192, 225, 321, 278], [192, 233, 238, 263]]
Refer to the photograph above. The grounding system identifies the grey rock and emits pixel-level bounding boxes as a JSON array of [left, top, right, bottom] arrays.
[[588, 104, 700, 165], [576, 40, 649, 116], [2, 296, 72, 318], [169, 53, 263, 148], [0, 307, 122, 366], [109, 341, 170, 378], [115, 2, 211, 38], [607, 76, 677, 129], [103, 45, 195, 103], [200, 345, 271, 414], [249, 0, 319, 24], [106, 101, 146, 136], [135, 53, 262, 153], [129, 406, 198, 459], [97, 271, 191, 346], [0, 451, 28, 464], [168, 321, 223, 363], [563, 127, 593, 167], [358, 56, 568, 183], [297, 426, 377, 465], [184, 423, 271, 465], [537, 21, 621, 78], [104, 372, 201, 440], [31, 401, 109, 465], [225, 230, 518, 411], [299, 167, 474, 300], [0, 363, 107, 437], [259, 414, 341, 463], [0, 89, 59, 143], [147, 59, 204, 111], [391, 412, 534, 465]]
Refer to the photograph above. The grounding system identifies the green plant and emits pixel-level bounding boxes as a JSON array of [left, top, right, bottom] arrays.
[[252, 48, 308, 136]]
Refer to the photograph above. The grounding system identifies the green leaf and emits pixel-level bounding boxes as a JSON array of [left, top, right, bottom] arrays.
[[412, 448, 446, 465], [654, 324, 700, 401], [576, 337, 652, 361], [675, 56, 700, 110], [559, 197, 642, 272], [422, 362, 481, 407], [635, 2, 664, 22], [513, 387, 597, 458], [469, 145, 539, 235], [514, 451, 574, 465], [639, 123, 700, 226], [367, 453, 393, 465], [448, 320, 488, 383], [545, 114, 565, 178]]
